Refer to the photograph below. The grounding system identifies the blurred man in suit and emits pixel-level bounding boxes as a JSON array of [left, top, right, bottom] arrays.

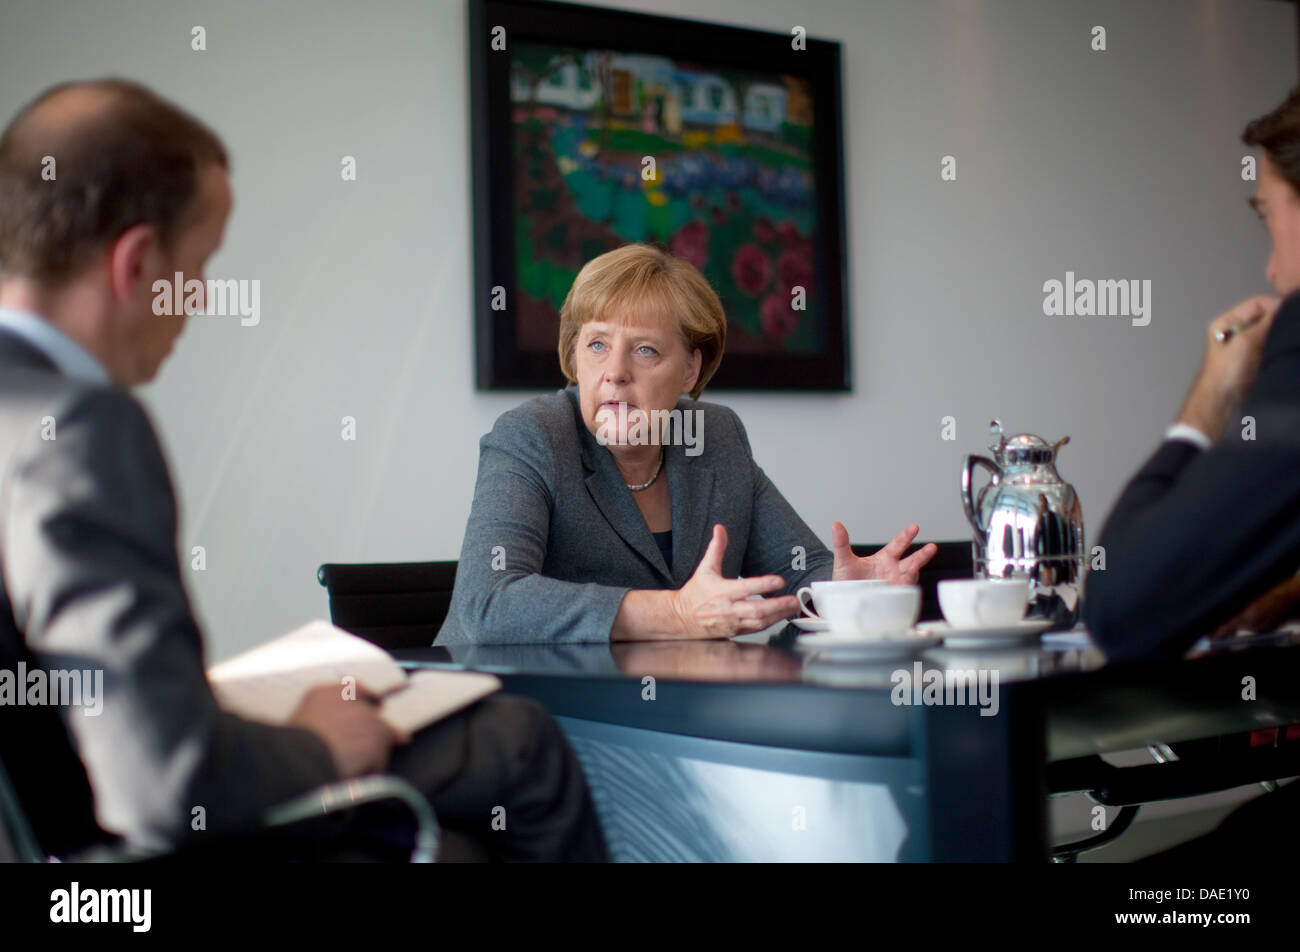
[[0, 79, 606, 862], [1084, 89, 1300, 661], [1084, 86, 1300, 862]]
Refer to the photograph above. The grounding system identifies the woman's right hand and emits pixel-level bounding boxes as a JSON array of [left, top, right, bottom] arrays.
[[668, 524, 799, 638]]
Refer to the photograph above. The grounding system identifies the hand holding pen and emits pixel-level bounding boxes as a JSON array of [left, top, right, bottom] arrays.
[[1175, 295, 1281, 443], [1213, 296, 1279, 343], [1214, 313, 1265, 342]]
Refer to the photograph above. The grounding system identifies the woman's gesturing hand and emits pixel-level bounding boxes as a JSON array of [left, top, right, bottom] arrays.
[[830, 521, 937, 584], [669, 524, 800, 638]]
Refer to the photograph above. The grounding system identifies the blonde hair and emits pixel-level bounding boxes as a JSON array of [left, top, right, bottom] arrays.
[[557, 243, 726, 399]]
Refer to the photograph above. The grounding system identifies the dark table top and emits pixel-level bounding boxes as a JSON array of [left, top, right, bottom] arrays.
[[398, 623, 1105, 683], [394, 625, 1300, 760]]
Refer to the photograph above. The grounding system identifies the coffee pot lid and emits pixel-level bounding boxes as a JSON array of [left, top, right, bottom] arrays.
[[1002, 433, 1055, 464]]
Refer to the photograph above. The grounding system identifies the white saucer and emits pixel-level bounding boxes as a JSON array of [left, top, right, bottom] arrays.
[[790, 617, 830, 632], [795, 628, 942, 660], [924, 619, 1052, 647]]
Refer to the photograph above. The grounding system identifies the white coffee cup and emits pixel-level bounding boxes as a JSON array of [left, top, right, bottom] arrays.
[[813, 584, 921, 637], [796, 579, 887, 618], [938, 578, 1029, 628]]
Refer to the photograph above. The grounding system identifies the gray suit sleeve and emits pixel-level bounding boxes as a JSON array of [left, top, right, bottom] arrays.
[[444, 412, 629, 644], [0, 387, 338, 849], [726, 410, 833, 592]]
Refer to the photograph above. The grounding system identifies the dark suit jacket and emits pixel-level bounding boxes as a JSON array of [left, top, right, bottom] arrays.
[[437, 386, 833, 644], [0, 327, 337, 856], [1083, 293, 1300, 662]]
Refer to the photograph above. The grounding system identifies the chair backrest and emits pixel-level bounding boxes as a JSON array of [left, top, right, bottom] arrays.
[[850, 540, 974, 622], [0, 627, 112, 861], [0, 756, 41, 862], [317, 546, 975, 645], [317, 561, 458, 650]]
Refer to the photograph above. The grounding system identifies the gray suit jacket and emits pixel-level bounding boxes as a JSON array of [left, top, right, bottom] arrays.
[[437, 386, 833, 645], [0, 328, 337, 853]]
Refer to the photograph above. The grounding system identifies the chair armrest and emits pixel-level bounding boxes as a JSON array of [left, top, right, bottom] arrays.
[[62, 775, 441, 864], [1048, 746, 1300, 805], [263, 775, 440, 863]]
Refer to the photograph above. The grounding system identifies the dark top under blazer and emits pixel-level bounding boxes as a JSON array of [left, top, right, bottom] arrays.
[[0, 328, 337, 854], [437, 386, 834, 644], [1083, 292, 1300, 662]]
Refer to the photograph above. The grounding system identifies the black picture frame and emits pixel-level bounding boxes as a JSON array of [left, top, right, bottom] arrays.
[[469, 0, 851, 391]]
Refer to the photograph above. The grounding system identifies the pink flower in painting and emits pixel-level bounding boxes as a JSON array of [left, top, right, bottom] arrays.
[[732, 243, 772, 297], [761, 292, 799, 342], [671, 221, 710, 269], [752, 217, 775, 243], [777, 247, 813, 295], [777, 221, 799, 247]]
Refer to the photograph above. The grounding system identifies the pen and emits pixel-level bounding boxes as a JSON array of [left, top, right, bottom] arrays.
[[1215, 314, 1265, 343]]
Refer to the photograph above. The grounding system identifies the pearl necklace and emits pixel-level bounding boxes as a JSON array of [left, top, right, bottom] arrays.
[[625, 450, 664, 492]]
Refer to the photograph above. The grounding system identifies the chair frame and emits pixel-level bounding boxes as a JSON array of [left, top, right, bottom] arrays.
[[0, 754, 440, 864]]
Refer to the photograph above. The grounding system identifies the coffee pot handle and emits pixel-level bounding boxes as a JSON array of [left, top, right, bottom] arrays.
[[961, 454, 1001, 542]]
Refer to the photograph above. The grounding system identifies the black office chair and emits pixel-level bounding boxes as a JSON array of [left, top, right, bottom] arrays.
[[1046, 731, 1300, 862], [0, 617, 439, 862], [851, 539, 974, 621], [317, 561, 457, 650], [0, 719, 441, 863]]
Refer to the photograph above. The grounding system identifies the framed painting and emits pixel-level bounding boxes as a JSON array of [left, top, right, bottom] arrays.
[[469, 0, 850, 390]]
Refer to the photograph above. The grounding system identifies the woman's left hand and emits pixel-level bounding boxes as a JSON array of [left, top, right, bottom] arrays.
[[830, 522, 937, 584]]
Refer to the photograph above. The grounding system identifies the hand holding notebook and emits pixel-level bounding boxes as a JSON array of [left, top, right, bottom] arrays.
[[208, 620, 499, 735]]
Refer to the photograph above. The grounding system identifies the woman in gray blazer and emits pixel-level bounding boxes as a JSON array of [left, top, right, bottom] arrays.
[[438, 244, 936, 645]]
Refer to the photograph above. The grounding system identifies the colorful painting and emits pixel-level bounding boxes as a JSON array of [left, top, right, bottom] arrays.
[[512, 44, 818, 355], [471, 0, 849, 390]]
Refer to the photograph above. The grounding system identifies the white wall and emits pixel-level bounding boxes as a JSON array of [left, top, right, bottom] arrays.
[[0, 0, 1294, 660]]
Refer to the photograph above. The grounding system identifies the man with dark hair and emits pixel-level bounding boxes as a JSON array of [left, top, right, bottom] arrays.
[[1084, 88, 1300, 660], [0, 79, 607, 862], [1083, 86, 1300, 860]]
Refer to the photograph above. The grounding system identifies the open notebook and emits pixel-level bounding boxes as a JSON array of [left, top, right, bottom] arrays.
[[208, 620, 500, 735]]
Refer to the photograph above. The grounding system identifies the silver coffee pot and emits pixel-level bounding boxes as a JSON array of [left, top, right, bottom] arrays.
[[960, 420, 1084, 627]]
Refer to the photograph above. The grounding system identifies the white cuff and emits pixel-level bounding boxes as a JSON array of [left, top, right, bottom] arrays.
[[1163, 423, 1212, 450]]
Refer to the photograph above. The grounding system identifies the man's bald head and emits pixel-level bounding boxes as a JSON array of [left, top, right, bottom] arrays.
[[0, 78, 228, 285]]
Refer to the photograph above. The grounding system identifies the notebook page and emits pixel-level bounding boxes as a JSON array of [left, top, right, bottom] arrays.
[[378, 669, 502, 735], [209, 620, 408, 724]]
